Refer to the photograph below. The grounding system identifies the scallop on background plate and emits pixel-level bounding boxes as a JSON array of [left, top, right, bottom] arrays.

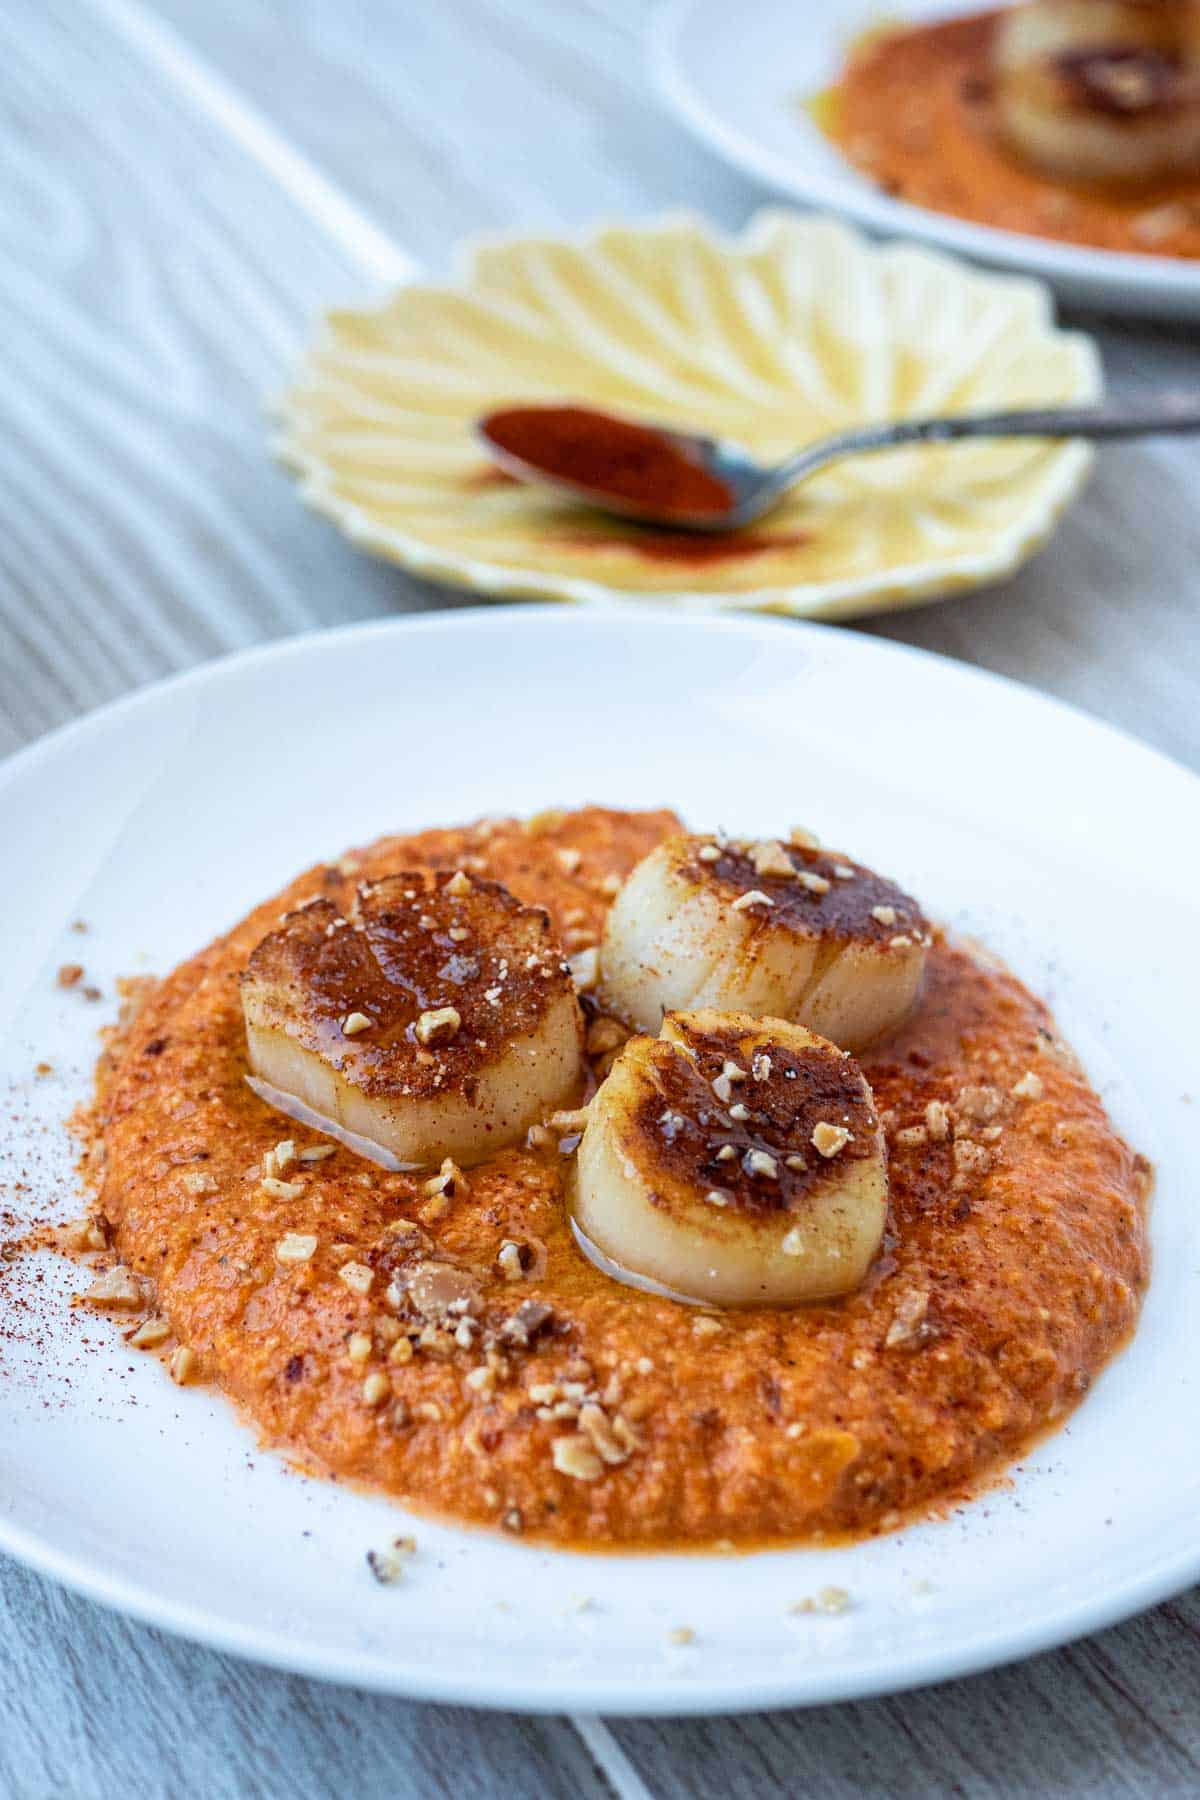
[[652, 0, 1200, 321], [279, 212, 1098, 621], [3, 608, 1200, 1714]]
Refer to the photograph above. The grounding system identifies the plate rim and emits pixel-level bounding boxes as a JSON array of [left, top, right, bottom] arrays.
[[4, 603, 1200, 1715], [649, 0, 1200, 319]]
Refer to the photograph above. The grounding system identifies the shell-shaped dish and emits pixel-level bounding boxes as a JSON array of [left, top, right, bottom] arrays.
[[278, 211, 1100, 621]]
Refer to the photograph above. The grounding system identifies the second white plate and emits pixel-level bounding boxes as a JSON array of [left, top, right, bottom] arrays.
[[652, 0, 1200, 320], [1, 606, 1199, 1713]]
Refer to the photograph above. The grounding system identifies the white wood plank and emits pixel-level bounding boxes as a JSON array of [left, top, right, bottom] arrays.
[[0, 1558, 613, 1800]]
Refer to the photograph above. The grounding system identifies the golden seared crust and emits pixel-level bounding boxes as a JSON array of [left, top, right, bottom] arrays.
[[241, 871, 572, 1103], [680, 836, 928, 948], [624, 1024, 878, 1225]]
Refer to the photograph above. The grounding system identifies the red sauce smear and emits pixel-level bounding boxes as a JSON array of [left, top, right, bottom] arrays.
[[480, 405, 734, 520]]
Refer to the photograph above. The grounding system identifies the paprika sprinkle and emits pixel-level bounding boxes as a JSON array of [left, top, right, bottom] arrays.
[[479, 404, 735, 521]]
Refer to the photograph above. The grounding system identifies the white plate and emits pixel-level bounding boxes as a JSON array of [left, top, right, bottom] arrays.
[[2, 606, 1199, 1715], [652, 0, 1200, 321]]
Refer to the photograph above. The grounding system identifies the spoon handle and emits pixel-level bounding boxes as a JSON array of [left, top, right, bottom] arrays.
[[781, 394, 1200, 484]]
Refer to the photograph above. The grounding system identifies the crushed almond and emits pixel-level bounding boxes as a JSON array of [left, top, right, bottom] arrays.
[[338, 1261, 374, 1297], [555, 847, 582, 874], [261, 1176, 305, 1201], [796, 870, 831, 895], [871, 905, 897, 927], [445, 870, 472, 897], [129, 1316, 171, 1349], [275, 1232, 318, 1265], [342, 1011, 373, 1036], [169, 1345, 199, 1385], [181, 1170, 218, 1197], [745, 1149, 779, 1180], [552, 1434, 604, 1481], [811, 1122, 851, 1158], [497, 1241, 526, 1282], [415, 1006, 461, 1046], [749, 839, 796, 879], [925, 1099, 952, 1141], [1012, 1071, 1044, 1101], [362, 1371, 391, 1407], [731, 889, 772, 912], [79, 1266, 144, 1310], [297, 1144, 336, 1163]]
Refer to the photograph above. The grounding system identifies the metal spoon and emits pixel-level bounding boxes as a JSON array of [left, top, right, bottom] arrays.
[[478, 394, 1200, 533]]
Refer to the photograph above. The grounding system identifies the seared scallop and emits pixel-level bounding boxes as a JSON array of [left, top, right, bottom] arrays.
[[994, 0, 1200, 184], [241, 869, 583, 1168], [598, 832, 928, 1052], [571, 1008, 888, 1307]]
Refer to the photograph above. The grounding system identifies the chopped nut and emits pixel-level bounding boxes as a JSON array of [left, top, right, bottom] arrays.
[[958, 1084, 1003, 1123], [275, 1231, 318, 1265], [1011, 1071, 1044, 1101], [424, 1157, 468, 1198], [871, 905, 897, 926], [526, 1122, 555, 1151], [953, 1138, 992, 1186], [79, 1266, 144, 1310], [788, 826, 820, 848], [789, 1587, 851, 1616], [697, 843, 721, 863], [389, 1336, 414, 1366], [181, 1169, 218, 1197], [260, 1176, 305, 1201], [264, 1139, 296, 1175], [555, 847, 582, 874], [342, 1011, 373, 1036], [297, 1143, 336, 1163], [889, 934, 913, 950], [796, 870, 831, 895], [924, 1099, 952, 1141], [693, 1315, 722, 1337], [129, 1316, 171, 1349], [445, 869, 472, 897], [749, 839, 795, 879], [811, 1121, 851, 1158], [704, 1189, 728, 1207], [415, 1006, 461, 1046], [832, 864, 855, 880], [895, 1125, 927, 1149], [551, 1434, 604, 1482], [338, 1261, 374, 1297], [362, 1371, 391, 1407], [751, 1053, 772, 1083], [347, 1331, 373, 1362], [497, 1240, 527, 1282], [169, 1345, 199, 1385], [780, 1227, 806, 1256], [577, 1401, 631, 1465], [885, 1286, 932, 1348], [745, 1149, 779, 1180], [63, 1215, 109, 1253], [599, 871, 623, 897], [731, 889, 773, 912]]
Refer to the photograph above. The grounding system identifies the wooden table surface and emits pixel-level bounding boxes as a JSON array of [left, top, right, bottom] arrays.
[[2, 1, 1198, 1793]]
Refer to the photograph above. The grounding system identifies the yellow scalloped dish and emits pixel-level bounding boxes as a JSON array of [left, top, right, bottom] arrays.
[[279, 212, 1099, 620]]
